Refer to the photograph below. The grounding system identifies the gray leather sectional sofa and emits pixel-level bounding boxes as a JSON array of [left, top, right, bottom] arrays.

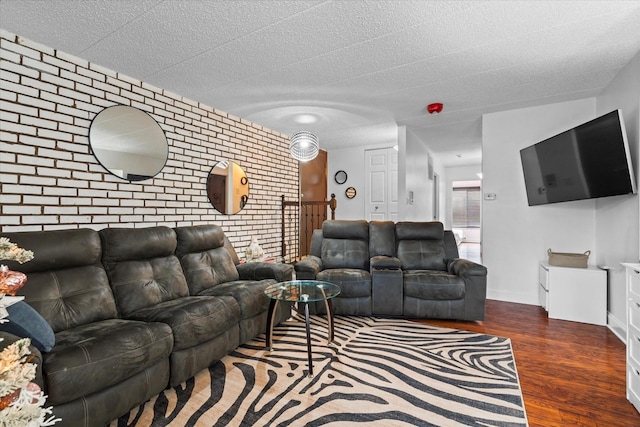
[[295, 220, 487, 321], [1, 224, 292, 427]]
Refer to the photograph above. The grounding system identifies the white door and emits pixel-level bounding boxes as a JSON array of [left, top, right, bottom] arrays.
[[365, 148, 398, 221]]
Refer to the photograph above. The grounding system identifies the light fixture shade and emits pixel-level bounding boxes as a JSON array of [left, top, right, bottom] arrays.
[[289, 131, 319, 162]]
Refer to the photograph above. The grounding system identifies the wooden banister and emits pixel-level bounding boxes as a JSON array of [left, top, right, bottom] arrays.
[[281, 193, 336, 262]]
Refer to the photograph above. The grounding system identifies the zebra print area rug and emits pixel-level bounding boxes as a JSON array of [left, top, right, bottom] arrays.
[[113, 316, 527, 426]]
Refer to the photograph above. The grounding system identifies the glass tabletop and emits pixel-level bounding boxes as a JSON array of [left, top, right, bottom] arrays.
[[264, 280, 341, 303]]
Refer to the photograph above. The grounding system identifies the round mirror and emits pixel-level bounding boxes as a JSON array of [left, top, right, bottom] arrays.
[[334, 170, 347, 185], [207, 160, 249, 214], [89, 105, 168, 181]]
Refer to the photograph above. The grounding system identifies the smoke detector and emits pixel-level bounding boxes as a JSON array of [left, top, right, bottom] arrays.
[[427, 103, 443, 114]]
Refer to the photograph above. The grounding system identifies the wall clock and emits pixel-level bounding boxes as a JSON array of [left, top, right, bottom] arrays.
[[345, 186, 357, 199]]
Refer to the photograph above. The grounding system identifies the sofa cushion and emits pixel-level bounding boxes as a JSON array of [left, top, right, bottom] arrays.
[[0, 301, 55, 352], [236, 262, 293, 282], [44, 318, 173, 405], [3, 229, 119, 332], [196, 279, 273, 319], [369, 221, 396, 257], [321, 220, 370, 270], [395, 222, 444, 241], [101, 226, 178, 264], [370, 255, 401, 270], [175, 224, 241, 266], [127, 295, 240, 351], [178, 249, 240, 295], [403, 270, 465, 300], [322, 220, 369, 240], [175, 225, 243, 295], [175, 223, 226, 255], [100, 227, 191, 317], [316, 269, 371, 298], [396, 222, 447, 271]]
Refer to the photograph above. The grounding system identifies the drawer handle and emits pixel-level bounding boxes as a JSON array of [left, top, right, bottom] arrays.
[[635, 368, 640, 376]]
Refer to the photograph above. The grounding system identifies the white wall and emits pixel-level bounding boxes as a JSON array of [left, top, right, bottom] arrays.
[[397, 126, 407, 220], [482, 98, 598, 304], [327, 145, 368, 220], [405, 128, 440, 221], [595, 52, 640, 337]]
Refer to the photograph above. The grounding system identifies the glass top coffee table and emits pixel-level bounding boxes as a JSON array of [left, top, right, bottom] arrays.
[[265, 280, 341, 377]]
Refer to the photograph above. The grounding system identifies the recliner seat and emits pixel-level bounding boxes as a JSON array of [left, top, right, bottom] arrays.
[[174, 224, 292, 343], [297, 220, 373, 315]]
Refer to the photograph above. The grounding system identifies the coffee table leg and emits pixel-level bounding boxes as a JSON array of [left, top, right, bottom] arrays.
[[266, 299, 279, 350], [324, 298, 335, 343], [304, 301, 313, 378]]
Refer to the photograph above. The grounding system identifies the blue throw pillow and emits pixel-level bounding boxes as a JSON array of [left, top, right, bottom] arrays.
[[0, 301, 55, 352]]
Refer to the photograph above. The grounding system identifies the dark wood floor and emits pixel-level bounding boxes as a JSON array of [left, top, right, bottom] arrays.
[[416, 299, 639, 427]]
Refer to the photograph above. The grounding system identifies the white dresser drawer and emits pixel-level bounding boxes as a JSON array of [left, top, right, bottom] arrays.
[[623, 263, 640, 415], [630, 267, 640, 300], [539, 264, 549, 291], [630, 296, 640, 331], [628, 359, 640, 413], [538, 284, 548, 311], [629, 323, 640, 367]]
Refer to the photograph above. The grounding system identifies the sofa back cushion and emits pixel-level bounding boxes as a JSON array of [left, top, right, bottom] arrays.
[[3, 229, 118, 333], [100, 226, 189, 317], [369, 221, 396, 257], [309, 229, 323, 258], [395, 222, 447, 271], [174, 225, 240, 295], [321, 220, 370, 270]]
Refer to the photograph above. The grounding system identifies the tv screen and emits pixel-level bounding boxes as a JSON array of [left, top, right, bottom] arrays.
[[520, 110, 637, 206]]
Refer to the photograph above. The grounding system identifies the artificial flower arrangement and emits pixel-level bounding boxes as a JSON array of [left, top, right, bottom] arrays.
[[0, 238, 60, 426], [0, 237, 34, 297], [0, 238, 34, 265], [0, 338, 59, 426]]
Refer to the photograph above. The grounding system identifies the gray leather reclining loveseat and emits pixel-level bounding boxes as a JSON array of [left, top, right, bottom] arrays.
[[295, 220, 487, 321], [1, 224, 292, 427]]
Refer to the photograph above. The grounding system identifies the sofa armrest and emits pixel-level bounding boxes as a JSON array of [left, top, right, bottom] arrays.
[[447, 258, 487, 277], [371, 258, 403, 315], [370, 255, 401, 271], [236, 262, 293, 282], [448, 258, 487, 320], [294, 255, 322, 280]]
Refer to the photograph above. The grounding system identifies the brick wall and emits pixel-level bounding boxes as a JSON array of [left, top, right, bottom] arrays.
[[0, 30, 299, 261]]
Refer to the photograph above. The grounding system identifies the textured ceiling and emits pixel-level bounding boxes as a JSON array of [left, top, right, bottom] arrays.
[[1, 0, 639, 166]]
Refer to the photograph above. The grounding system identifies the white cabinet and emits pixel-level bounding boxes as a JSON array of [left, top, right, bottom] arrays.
[[622, 263, 640, 414], [538, 263, 607, 325]]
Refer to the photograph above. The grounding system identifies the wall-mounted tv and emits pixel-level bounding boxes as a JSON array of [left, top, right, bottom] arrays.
[[520, 110, 637, 206]]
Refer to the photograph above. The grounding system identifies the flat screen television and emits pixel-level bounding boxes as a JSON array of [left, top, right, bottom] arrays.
[[520, 110, 637, 206]]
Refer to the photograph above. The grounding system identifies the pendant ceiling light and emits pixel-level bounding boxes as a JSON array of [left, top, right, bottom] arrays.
[[289, 131, 319, 162]]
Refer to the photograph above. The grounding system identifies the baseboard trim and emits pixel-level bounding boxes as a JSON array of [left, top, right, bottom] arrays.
[[607, 311, 626, 343], [487, 289, 538, 306]]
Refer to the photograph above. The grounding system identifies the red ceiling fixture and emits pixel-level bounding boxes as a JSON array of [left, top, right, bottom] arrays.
[[427, 103, 443, 114]]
